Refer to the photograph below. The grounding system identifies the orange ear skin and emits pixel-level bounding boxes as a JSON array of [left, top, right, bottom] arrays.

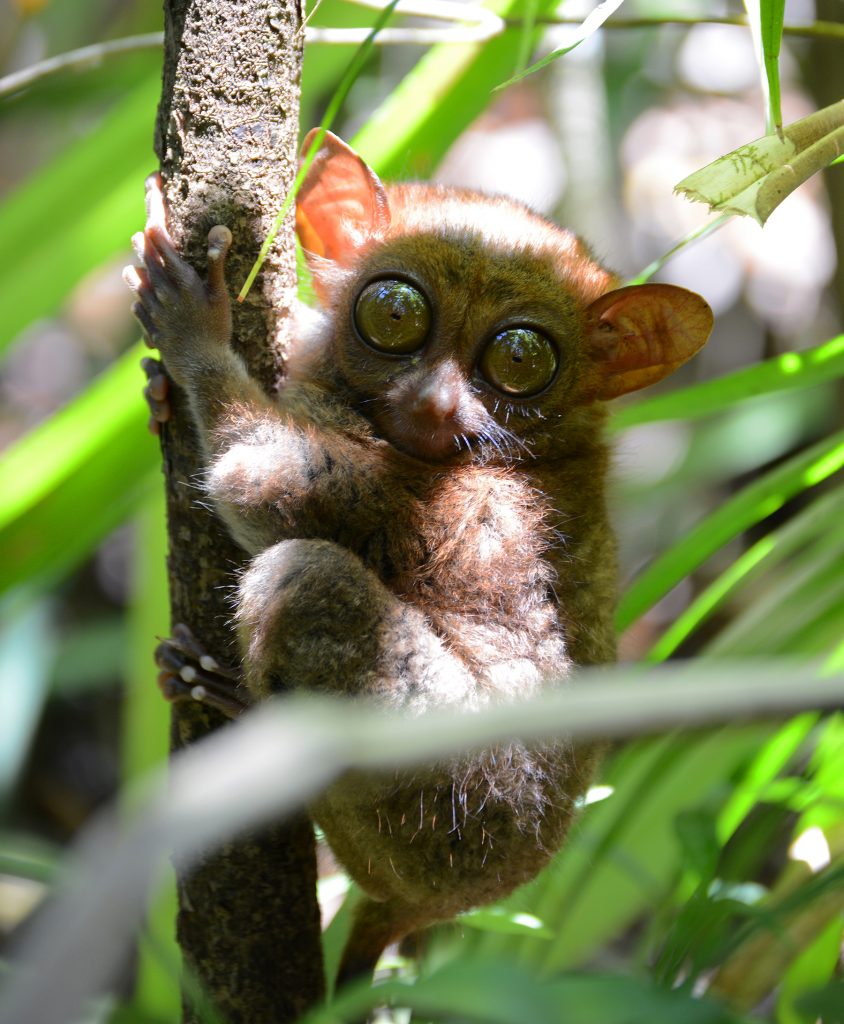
[[582, 284, 714, 401], [295, 128, 391, 266]]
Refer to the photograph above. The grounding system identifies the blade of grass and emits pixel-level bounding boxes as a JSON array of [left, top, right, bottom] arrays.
[[705, 530, 844, 658], [717, 714, 819, 845], [513, 0, 540, 75], [777, 915, 843, 1024], [624, 213, 732, 286], [495, 0, 626, 90], [612, 334, 844, 431], [743, 0, 785, 134], [617, 428, 844, 632], [643, 487, 844, 662]]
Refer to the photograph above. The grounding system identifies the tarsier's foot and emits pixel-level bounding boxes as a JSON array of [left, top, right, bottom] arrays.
[[141, 356, 171, 435], [155, 623, 249, 719]]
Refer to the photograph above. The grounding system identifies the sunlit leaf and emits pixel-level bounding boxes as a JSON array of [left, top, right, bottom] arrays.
[[459, 905, 553, 939], [675, 98, 844, 226], [612, 334, 844, 430], [795, 979, 844, 1022], [743, 0, 785, 133], [495, 0, 626, 90]]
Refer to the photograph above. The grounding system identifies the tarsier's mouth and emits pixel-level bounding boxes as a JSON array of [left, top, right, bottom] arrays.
[[381, 421, 532, 466]]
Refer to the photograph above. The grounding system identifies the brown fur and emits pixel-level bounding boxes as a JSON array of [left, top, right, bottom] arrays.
[[128, 131, 712, 986]]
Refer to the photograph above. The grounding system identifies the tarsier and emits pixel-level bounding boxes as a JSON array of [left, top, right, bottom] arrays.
[[125, 130, 713, 985]]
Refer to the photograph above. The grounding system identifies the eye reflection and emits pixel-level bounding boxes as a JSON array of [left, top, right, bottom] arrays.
[[354, 279, 431, 354], [479, 328, 558, 396]]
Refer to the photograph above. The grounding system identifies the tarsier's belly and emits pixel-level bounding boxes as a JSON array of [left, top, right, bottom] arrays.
[[313, 740, 583, 915], [313, 465, 589, 915]]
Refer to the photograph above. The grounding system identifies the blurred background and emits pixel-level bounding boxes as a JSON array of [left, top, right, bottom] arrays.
[[1, 0, 843, 1020]]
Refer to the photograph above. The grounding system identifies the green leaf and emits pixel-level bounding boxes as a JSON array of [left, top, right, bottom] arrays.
[[717, 713, 818, 845], [0, 75, 158, 353], [495, 0, 627, 90], [617, 429, 844, 632], [777, 915, 843, 1024], [0, 343, 157, 599], [675, 98, 844, 226], [644, 487, 844, 662], [459, 905, 553, 939], [317, 961, 748, 1024], [705, 525, 844, 658], [743, 1, 785, 133], [612, 334, 844, 430], [795, 980, 844, 1023], [122, 492, 179, 1021], [675, 809, 721, 885]]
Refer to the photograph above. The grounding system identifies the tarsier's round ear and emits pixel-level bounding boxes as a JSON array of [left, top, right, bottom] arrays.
[[582, 284, 713, 400], [295, 128, 391, 264]]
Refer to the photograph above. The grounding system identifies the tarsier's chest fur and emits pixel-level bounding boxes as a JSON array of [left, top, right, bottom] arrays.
[[132, 129, 711, 981]]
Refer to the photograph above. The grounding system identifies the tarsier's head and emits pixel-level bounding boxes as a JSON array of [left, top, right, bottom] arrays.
[[295, 130, 713, 464]]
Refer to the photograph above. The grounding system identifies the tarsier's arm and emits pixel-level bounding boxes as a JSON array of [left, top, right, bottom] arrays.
[[126, 176, 402, 556]]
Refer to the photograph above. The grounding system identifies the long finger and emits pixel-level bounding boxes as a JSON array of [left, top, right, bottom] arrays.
[[144, 172, 168, 235], [206, 225, 232, 300], [131, 300, 160, 348]]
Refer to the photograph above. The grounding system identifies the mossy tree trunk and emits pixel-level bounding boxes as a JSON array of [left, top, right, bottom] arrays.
[[153, 1, 325, 1019]]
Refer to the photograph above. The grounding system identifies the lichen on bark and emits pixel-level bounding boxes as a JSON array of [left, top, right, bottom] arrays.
[[153, 1, 325, 1020]]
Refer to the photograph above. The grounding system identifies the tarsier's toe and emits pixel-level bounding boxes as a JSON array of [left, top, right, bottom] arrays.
[[141, 357, 170, 429], [131, 299, 158, 348], [154, 625, 247, 718]]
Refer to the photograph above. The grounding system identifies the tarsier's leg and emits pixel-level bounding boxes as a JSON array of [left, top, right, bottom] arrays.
[[236, 539, 477, 987], [236, 538, 474, 707]]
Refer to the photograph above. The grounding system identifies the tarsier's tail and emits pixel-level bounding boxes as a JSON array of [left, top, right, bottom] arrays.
[[335, 894, 425, 988]]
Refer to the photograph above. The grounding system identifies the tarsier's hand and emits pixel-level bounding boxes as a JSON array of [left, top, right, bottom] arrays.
[[123, 173, 233, 390]]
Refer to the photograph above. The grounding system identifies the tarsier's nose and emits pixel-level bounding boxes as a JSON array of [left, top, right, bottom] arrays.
[[410, 363, 462, 423]]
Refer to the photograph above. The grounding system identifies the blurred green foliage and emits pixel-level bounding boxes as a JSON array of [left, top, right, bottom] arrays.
[[0, 0, 842, 1021]]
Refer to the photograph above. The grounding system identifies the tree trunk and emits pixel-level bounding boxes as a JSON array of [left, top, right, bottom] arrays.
[[153, 1, 325, 1020]]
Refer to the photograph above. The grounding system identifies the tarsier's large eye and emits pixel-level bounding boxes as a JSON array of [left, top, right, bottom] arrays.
[[354, 279, 431, 354], [479, 327, 558, 397]]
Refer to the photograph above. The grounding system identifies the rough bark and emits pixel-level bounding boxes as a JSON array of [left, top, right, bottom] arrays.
[[153, 1, 325, 1020]]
